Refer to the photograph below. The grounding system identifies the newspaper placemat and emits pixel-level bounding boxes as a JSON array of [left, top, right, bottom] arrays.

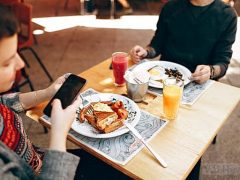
[[148, 80, 214, 105], [40, 88, 167, 165]]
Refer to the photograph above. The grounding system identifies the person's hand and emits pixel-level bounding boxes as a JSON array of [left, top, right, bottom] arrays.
[[130, 45, 148, 64], [45, 73, 71, 99], [49, 96, 82, 151], [191, 65, 211, 84]]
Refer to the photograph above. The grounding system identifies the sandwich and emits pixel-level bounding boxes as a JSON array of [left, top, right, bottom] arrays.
[[79, 101, 128, 133]]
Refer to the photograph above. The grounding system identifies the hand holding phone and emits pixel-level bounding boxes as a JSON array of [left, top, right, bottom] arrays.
[[43, 74, 86, 117]]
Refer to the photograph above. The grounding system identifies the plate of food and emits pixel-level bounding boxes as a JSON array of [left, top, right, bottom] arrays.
[[132, 61, 192, 88], [72, 93, 141, 138]]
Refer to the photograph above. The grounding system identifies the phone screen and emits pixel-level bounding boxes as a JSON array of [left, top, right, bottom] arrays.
[[43, 74, 86, 117]]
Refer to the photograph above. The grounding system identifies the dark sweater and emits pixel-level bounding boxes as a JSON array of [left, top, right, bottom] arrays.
[[148, 0, 237, 78]]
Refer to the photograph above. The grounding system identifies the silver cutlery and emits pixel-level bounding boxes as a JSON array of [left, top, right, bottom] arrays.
[[148, 65, 165, 72], [79, 94, 90, 107], [124, 122, 168, 168], [126, 71, 144, 84]]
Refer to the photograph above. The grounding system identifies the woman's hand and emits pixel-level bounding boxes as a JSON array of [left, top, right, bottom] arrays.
[[49, 96, 82, 151], [19, 74, 72, 110], [130, 45, 147, 64], [191, 65, 211, 84], [45, 73, 71, 100]]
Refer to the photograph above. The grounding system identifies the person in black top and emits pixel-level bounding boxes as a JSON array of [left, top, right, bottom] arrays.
[[130, 0, 237, 84]]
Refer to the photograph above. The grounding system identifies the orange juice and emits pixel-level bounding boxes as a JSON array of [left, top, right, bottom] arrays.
[[163, 78, 183, 120]]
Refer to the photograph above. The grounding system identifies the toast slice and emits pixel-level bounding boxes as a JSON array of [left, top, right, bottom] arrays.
[[103, 119, 124, 133], [79, 101, 128, 134], [94, 111, 118, 131], [84, 114, 97, 129]]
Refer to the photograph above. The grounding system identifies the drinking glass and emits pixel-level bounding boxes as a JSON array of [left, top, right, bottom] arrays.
[[124, 71, 150, 102], [163, 77, 184, 120], [112, 52, 128, 86]]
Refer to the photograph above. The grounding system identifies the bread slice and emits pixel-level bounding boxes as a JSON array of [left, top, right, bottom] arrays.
[[84, 114, 97, 129], [94, 111, 118, 131], [103, 119, 124, 133]]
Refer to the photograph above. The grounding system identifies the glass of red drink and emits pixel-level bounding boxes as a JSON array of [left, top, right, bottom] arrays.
[[112, 52, 128, 86]]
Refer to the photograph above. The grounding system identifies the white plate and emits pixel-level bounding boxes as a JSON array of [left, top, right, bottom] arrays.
[[132, 61, 192, 88], [71, 93, 141, 138]]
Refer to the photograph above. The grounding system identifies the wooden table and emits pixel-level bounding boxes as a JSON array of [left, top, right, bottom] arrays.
[[27, 58, 240, 179]]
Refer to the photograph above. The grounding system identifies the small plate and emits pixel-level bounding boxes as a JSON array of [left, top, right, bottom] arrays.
[[71, 93, 141, 138], [132, 61, 192, 88]]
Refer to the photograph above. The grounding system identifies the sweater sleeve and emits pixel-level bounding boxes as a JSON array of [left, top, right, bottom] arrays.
[[210, 9, 237, 79], [37, 150, 80, 180], [147, 5, 168, 58], [0, 93, 25, 113]]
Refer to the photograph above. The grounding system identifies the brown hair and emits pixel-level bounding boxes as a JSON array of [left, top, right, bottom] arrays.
[[0, 4, 18, 40]]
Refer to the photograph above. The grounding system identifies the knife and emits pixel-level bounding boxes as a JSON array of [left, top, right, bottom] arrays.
[[124, 122, 168, 168]]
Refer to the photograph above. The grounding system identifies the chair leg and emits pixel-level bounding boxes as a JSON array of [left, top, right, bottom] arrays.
[[64, 0, 69, 9], [80, 0, 85, 15], [12, 68, 35, 92], [212, 135, 217, 145], [142, 0, 153, 15], [43, 126, 48, 133], [28, 47, 53, 82], [55, 0, 61, 15], [20, 47, 53, 82], [33, 34, 38, 45], [187, 158, 201, 180], [21, 68, 35, 91], [18, 50, 30, 68], [110, 0, 115, 19], [12, 85, 20, 92]]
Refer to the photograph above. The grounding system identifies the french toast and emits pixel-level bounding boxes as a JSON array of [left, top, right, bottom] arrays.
[[79, 101, 128, 133], [94, 111, 118, 132]]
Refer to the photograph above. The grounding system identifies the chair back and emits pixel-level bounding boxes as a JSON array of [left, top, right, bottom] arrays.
[[12, 2, 33, 49], [0, 0, 20, 5], [11, 2, 53, 83]]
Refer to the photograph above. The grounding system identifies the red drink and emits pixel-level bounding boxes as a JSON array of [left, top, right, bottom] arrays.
[[112, 52, 128, 86]]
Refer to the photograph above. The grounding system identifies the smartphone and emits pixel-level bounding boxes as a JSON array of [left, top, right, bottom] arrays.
[[43, 74, 86, 117]]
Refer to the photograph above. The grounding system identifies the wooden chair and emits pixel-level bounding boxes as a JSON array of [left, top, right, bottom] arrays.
[[12, 2, 53, 82], [0, 0, 21, 4], [12, 69, 34, 92]]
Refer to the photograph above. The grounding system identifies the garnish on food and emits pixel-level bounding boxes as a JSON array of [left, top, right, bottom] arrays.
[[164, 68, 183, 81]]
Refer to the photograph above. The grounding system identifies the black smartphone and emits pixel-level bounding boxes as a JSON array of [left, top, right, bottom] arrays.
[[43, 74, 86, 117]]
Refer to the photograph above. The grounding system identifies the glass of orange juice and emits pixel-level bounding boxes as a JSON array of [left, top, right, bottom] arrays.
[[163, 77, 184, 120]]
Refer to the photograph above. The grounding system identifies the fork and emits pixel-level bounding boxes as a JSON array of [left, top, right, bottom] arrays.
[[79, 94, 90, 107], [127, 71, 144, 84], [86, 105, 94, 115], [148, 65, 165, 72]]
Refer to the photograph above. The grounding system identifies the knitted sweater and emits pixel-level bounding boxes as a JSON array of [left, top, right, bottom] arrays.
[[0, 142, 79, 180], [0, 93, 44, 173]]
